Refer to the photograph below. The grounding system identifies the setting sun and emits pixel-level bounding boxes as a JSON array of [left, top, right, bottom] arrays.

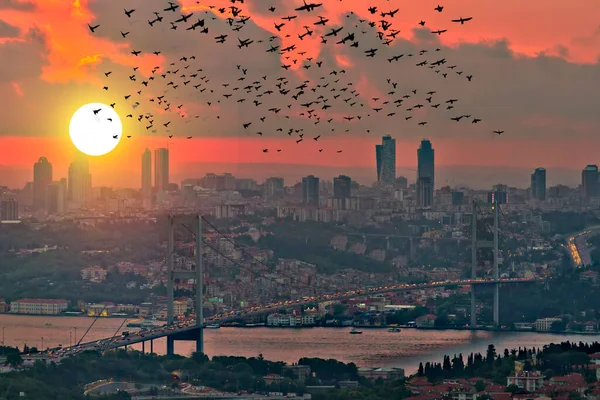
[[69, 103, 122, 156]]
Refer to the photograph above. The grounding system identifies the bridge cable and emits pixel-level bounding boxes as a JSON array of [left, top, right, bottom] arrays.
[[183, 220, 319, 289], [179, 222, 313, 290]]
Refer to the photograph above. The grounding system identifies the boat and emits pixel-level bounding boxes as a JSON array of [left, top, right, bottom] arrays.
[[126, 319, 157, 328], [388, 327, 401, 332], [45, 322, 52, 326], [205, 324, 221, 329], [349, 328, 363, 334]]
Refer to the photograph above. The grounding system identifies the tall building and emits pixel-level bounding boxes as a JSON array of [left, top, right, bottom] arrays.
[[333, 175, 351, 199], [417, 139, 435, 207], [302, 175, 320, 206], [376, 135, 396, 185], [582, 165, 599, 199], [530, 168, 546, 201], [154, 148, 169, 192], [141, 148, 152, 199], [264, 177, 284, 197], [0, 198, 18, 221], [33, 157, 52, 211], [68, 157, 91, 207], [47, 179, 67, 215]]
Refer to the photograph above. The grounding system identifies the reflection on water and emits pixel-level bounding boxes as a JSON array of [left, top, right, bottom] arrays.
[[3, 314, 597, 374]]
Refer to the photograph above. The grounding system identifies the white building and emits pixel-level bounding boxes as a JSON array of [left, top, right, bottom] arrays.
[[535, 317, 562, 331], [10, 298, 68, 315], [507, 371, 544, 392]]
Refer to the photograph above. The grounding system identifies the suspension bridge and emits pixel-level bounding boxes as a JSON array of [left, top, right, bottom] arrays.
[[42, 200, 539, 358]]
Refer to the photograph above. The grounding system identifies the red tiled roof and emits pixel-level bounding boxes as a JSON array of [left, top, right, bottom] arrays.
[[12, 298, 68, 304]]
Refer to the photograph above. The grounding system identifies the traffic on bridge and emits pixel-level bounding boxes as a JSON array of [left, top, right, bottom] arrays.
[[42, 277, 541, 360]]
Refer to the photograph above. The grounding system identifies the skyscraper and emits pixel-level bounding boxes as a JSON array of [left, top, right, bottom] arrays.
[[302, 175, 320, 206], [154, 148, 169, 192], [68, 157, 91, 207], [142, 148, 152, 199], [530, 168, 546, 201], [0, 198, 18, 221], [417, 139, 435, 207], [582, 165, 599, 199], [47, 179, 67, 215], [333, 175, 351, 199], [33, 157, 52, 211], [376, 135, 396, 185]]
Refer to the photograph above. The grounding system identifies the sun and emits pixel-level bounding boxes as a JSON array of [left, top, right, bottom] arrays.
[[69, 103, 122, 156]]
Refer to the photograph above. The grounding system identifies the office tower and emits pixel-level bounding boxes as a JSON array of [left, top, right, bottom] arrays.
[[141, 148, 152, 199], [333, 175, 351, 199], [0, 198, 18, 221], [264, 177, 284, 197], [33, 157, 52, 211], [451, 191, 464, 206], [68, 157, 91, 206], [395, 176, 408, 190], [488, 191, 508, 204], [582, 165, 599, 199], [376, 135, 396, 185], [417, 139, 435, 207], [530, 168, 546, 201], [154, 148, 170, 192], [47, 180, 67, 215], [302, 175, 320, 206]]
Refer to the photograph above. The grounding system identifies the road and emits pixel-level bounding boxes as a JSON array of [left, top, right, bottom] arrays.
[[567, 226, 600, 267], [42, 277, 541, 359]]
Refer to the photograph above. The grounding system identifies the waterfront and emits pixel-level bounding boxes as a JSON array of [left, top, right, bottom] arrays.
[[3, 315, 600, 374]]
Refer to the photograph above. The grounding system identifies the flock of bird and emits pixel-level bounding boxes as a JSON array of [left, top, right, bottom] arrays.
[[87, 0, 505, 153]]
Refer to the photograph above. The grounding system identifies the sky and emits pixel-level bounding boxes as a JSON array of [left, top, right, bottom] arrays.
[[0, 0, 599, 187]]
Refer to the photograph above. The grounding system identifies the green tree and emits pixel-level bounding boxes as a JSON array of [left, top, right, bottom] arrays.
[[6, 352, 22, 368]]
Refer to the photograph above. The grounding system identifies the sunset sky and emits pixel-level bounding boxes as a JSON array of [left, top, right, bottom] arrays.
[[0, 0, 599, 187]]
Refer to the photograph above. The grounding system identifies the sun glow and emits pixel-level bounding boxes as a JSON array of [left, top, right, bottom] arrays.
[[69, 103, 122, 156]]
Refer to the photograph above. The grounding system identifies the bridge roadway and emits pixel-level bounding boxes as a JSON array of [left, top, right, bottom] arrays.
[[47, 277, 541, 358]]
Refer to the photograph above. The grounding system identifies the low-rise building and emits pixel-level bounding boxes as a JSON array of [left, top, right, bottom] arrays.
[[282, 364, 311, 382], [416, 314, 437, 328], [535, 317, 562, 331], [358, 367, 404, 381], [10, 298, 68, 315], [506, 371, 544, 392], [80, 266, 108, 282]]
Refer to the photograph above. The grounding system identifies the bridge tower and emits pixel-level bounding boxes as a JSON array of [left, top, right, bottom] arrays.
[[470, 200, 500, 327], [166, 214, 204, 356]]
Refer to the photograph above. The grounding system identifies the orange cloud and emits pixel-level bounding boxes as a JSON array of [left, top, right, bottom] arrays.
[[11, 82, 24, 97]]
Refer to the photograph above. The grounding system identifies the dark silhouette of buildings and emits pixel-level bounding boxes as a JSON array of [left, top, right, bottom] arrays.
[[530, 168, 546, 201], [417, 139, 435, 207], [302, 175, 319, 206], [376, 135, 396, 185], [33, 157, 52, 211], [0, 198, 18, 221], [142, 148, 152, 199], [582, 165, 599, 199], [333, 175, 351, 199], [154, 148, 170, 192]]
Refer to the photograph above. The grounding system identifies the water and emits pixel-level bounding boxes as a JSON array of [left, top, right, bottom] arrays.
[[2, 314, 599, 374]]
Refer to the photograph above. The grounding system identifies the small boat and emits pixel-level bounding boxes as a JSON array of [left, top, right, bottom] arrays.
[[349, 328, 363, 334], [388, 327, 401, 332], [45, 322, 52, 326], [205, 324, 221, 329]]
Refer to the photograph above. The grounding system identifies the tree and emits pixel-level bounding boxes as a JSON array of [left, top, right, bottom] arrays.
[[474, 380, 487, 392], [418, 362, 424, 376], [6, 352, 22, 368], [486, 345, 497, 364]]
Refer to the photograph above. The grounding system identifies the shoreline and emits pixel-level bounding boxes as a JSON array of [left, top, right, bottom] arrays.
[[3, 313, 599, 336]]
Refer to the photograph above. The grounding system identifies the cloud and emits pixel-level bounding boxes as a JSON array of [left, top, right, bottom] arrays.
[[0, 19, 18, 37], [0, 0, 35, 11], [0, 0, 600, 175]]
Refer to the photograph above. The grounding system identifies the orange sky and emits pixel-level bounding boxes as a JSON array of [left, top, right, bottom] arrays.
[[0, 0, 599, 186]]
